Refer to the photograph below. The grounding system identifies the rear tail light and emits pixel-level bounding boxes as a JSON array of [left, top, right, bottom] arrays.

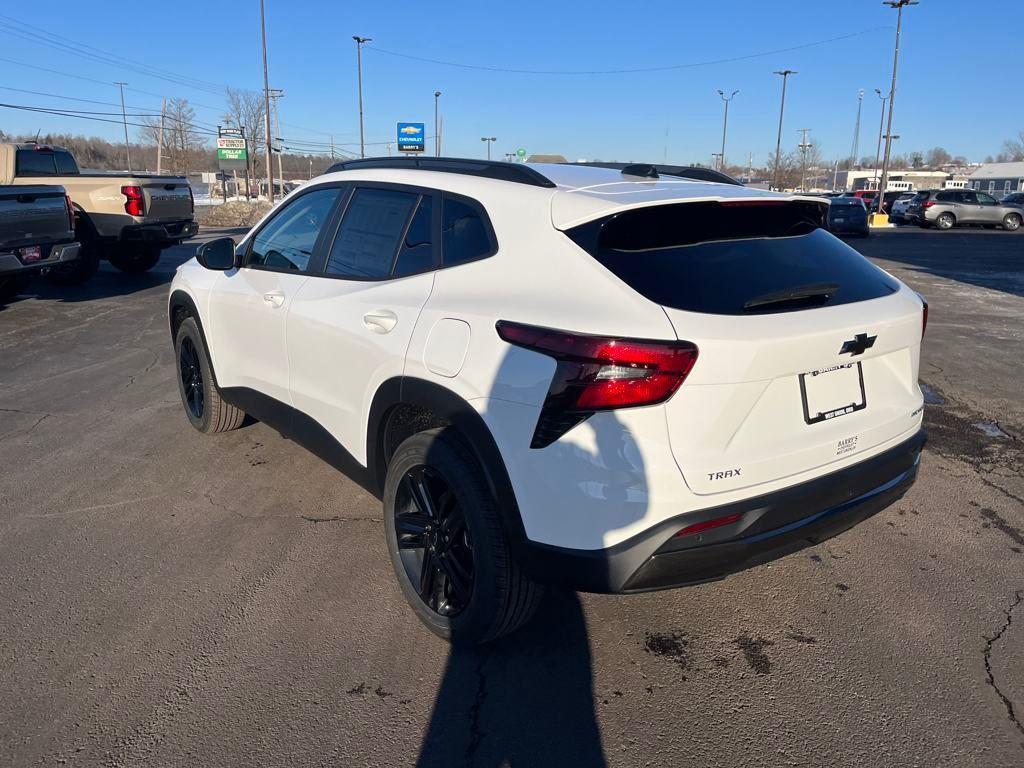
[[673, 512, 743, 538], [121, 185, 145, 216], [922, 200, 936, 209], [64, 194, 75, 232], [496, 320, 698, 448]]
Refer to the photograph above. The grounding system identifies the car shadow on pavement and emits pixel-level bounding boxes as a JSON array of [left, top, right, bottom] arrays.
[[416, 588, 607, 768]]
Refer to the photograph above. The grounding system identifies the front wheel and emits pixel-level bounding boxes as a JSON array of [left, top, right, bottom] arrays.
[[1003, 213, 1022, 232], [174, 317, 245, 433], [108, 244, 161, 273], [384, 428, 542, 645]]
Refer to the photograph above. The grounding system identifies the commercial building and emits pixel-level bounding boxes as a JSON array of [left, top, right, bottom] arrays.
[[968, 162, 1024, 196]]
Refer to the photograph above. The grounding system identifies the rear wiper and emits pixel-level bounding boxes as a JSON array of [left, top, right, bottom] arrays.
[[743, 282, 840, 312]]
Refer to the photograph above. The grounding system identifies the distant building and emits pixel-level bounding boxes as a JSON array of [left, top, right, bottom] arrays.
[[834, 169, 964, 192], [968, 162, 1024, 196], [526, 154, 568, 164]]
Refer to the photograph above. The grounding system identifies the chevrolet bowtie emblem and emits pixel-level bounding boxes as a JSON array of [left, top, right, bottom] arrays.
[[839, 333, 877, 356]]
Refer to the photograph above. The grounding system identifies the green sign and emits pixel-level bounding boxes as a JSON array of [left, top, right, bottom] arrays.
[[516, 148, 526, 159], [217, 148, 247, 161]]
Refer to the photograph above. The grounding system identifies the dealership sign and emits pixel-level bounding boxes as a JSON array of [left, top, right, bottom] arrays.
[[397, 122, 425, 153]]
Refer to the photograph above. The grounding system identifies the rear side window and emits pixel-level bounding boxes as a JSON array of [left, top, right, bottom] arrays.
[[393, 196, 434, 277], [326, 188, 420, 279], [15, 149, 57, 176], [936, 191, 957, 202], [566, 201, 899, 315], [54, 151, 79, 174], [442, 196, 494, 266]]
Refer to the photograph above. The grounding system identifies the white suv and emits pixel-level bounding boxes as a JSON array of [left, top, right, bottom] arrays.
[[169, 159, 927, 644]]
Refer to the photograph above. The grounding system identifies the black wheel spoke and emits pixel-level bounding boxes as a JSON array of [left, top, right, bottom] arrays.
[[396, 511, 430, 549], [418, 548, 436, 604], [178, 338, 205, 419]]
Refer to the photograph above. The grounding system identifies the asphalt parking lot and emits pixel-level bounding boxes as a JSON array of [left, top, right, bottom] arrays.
[[1, 226, 1022, 767]]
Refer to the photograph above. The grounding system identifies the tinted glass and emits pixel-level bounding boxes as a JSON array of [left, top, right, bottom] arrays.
[[393, 196, 435, 277], [936, 191, 957, 202], [53, 151, 79, 174], [326, 188, 418, 278], [831, 198, 864, 207], [961, 191, 978, 204], [976, 192, 997, 205], [442, 197, 492, 266], [15, 150, 57, 176], [567, 201, 899, 316], [248, 187, 339, 271]]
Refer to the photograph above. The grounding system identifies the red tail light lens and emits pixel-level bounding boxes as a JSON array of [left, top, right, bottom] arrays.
[[121, 185, 145, 216], [496, 321, 698, 448], [64, 194, 75, 232], [922, 200, 936, 209], [674, 512, 743, 538]]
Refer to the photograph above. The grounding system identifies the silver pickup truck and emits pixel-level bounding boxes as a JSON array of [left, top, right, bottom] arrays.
[[0, 143, 198, 282], [0, 184, 81, 300]]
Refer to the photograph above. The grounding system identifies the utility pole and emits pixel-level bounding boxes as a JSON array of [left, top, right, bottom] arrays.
[[434, 91, 441, 157], [330, 135, 335, 160], [747, 151, 753, 183], [876, 0, 916, 221], [259, 0, 274, 203], [772, 70, 797, 190], [716, 89, 738, 171], [797, 128, 812, 191], [850, 89, 864, 167], [156, 97, 165, 175], [353, 36, 371, 158], [114, 82, 131, 172], [480, 136, 497, 160], [269, 88, 284, 188], [832, 159, 839, 191]]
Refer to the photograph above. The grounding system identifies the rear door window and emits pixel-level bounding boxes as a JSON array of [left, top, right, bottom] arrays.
[[566, 200, 899, 315], [326, 188, 420, 279], [53, 151, 79, 174], [15, 149, 57, 176]]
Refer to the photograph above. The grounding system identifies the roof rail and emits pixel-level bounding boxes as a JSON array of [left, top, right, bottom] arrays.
[[570, 162, 743, 187], [620, 163, 659, 179], [324, 156, 556, 188]]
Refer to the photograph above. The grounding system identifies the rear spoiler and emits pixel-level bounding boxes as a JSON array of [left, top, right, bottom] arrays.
[[567, 162, 744, 187]]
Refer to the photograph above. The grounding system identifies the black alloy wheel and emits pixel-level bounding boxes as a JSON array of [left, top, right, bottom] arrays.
[[394, 465, 474, 616], [179, 336, 204, 419]]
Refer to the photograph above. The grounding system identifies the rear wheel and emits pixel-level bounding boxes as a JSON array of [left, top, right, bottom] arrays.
[[46, 238, 99, 285], [935, 212, 956, 230], [108, 244, 161, 273], [1003, 212, 1022, 232], [384, 428, 542, 645], [174, 317, 245, 433]]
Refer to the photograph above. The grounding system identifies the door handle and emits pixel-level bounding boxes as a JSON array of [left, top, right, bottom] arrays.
[[363, 309, 398, 334], [262, 290, 285, 308]]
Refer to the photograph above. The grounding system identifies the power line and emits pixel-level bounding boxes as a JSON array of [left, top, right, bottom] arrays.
[[365, 26, 890, 75]]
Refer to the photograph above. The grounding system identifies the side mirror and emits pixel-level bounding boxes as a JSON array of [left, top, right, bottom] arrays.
[[195, 237, 236, 271]]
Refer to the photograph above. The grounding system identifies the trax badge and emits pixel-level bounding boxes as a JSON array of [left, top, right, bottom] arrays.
[[707, 469, 741, 481], [839, 332, 877, 356]]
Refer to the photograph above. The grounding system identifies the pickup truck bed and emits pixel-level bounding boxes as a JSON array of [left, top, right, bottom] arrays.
[[0, 184, 81, 299]]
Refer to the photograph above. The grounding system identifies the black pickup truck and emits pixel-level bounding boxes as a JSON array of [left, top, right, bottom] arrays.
[[0, 184, 82, 300]]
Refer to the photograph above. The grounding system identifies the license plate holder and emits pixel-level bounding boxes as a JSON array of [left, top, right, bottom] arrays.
[[834, 217, 845, 223], [19, 245, 42, 263], [799, 362, 866, 425]]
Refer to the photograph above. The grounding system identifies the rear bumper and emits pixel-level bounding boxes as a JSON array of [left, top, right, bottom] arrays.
[[0, 242, 80, 275], [120, 220, 198, 244], [519, 430, 925, 593]]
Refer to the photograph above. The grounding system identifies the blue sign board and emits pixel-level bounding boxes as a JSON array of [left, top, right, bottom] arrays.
[[397, 122, 425, 152]]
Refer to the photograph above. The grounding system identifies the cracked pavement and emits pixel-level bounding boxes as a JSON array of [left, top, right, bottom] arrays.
[[0, 227, 1022, 767]]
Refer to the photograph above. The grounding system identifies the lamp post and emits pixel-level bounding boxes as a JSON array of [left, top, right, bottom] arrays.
[[114, 82, 131, 172], [716, 89, 738, 171], [353, 36, 372, 159], [434, 91, 441, 157], [711, 152, 723, 170], [772, 70, 797, 190], [872, 88, 888, 189], [259, 0, 274, 203], [874, 0, 917, 223], [481, 137, 497, 160]]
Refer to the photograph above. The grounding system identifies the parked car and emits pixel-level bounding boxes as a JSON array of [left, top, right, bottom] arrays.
[[887, 193, 917, 224], [0, 143, 198, 282], [907, 188, 1023, 231], [1000, 191, 1024, 207], [169, 158, 927, 644], [827, 196, 870, 236], [867, 190, 907, 215], [0, 184, 81, 300]]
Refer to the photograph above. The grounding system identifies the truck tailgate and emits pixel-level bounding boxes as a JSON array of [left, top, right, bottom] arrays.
[[0, 185, 73, 251], [142, 179, 192, 221]]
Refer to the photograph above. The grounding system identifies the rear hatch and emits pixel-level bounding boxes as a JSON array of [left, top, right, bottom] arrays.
[[140, 178, 193, 222], [0, 184, 73, 253], [565, 198, 925, 496]]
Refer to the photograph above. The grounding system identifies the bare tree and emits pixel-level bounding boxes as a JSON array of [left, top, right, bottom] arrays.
[[924, 147, 952, 168], [224, 87, 267, 182], [1000, 131, 1024, 162]]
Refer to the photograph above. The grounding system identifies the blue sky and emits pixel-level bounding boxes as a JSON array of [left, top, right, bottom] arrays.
[[1, 1, 1020, 165]]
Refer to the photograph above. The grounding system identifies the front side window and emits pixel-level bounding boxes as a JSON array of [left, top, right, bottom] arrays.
[[960, 191, 978, 204], [326, 188, 420, 279], [248, 187, 340, 271], [442, 197, 494, 267]]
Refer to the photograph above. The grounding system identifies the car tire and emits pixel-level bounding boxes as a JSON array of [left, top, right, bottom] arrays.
[[174, 317, 245, 434], [935, 212, 956, 230], [1002, 213, 1022, 232], [0, 273, 31, 301], [108, 245, 161, 273], [45, 238, 100, 285], [384, 428, 543, 646]]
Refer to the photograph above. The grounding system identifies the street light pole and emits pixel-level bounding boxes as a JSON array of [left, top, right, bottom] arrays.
[[434, 91, 441, 157], [717, 89, 738, 171], [481, 137, 496, 160], [269, 88, 284, 188], [797, 128, 812, 191], [259, 0, 274, 203], [772, 70, 797, 190], [353, 36, 372, 159], [114, 82, 131, 172], [875, 0, 916, 221], [872, 87, 888, 188]]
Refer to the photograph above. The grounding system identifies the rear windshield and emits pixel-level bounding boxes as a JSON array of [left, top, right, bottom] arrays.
[[831, 198, 864, 207], [566, 200, 899, 315], [15, 148, 79, 176]]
